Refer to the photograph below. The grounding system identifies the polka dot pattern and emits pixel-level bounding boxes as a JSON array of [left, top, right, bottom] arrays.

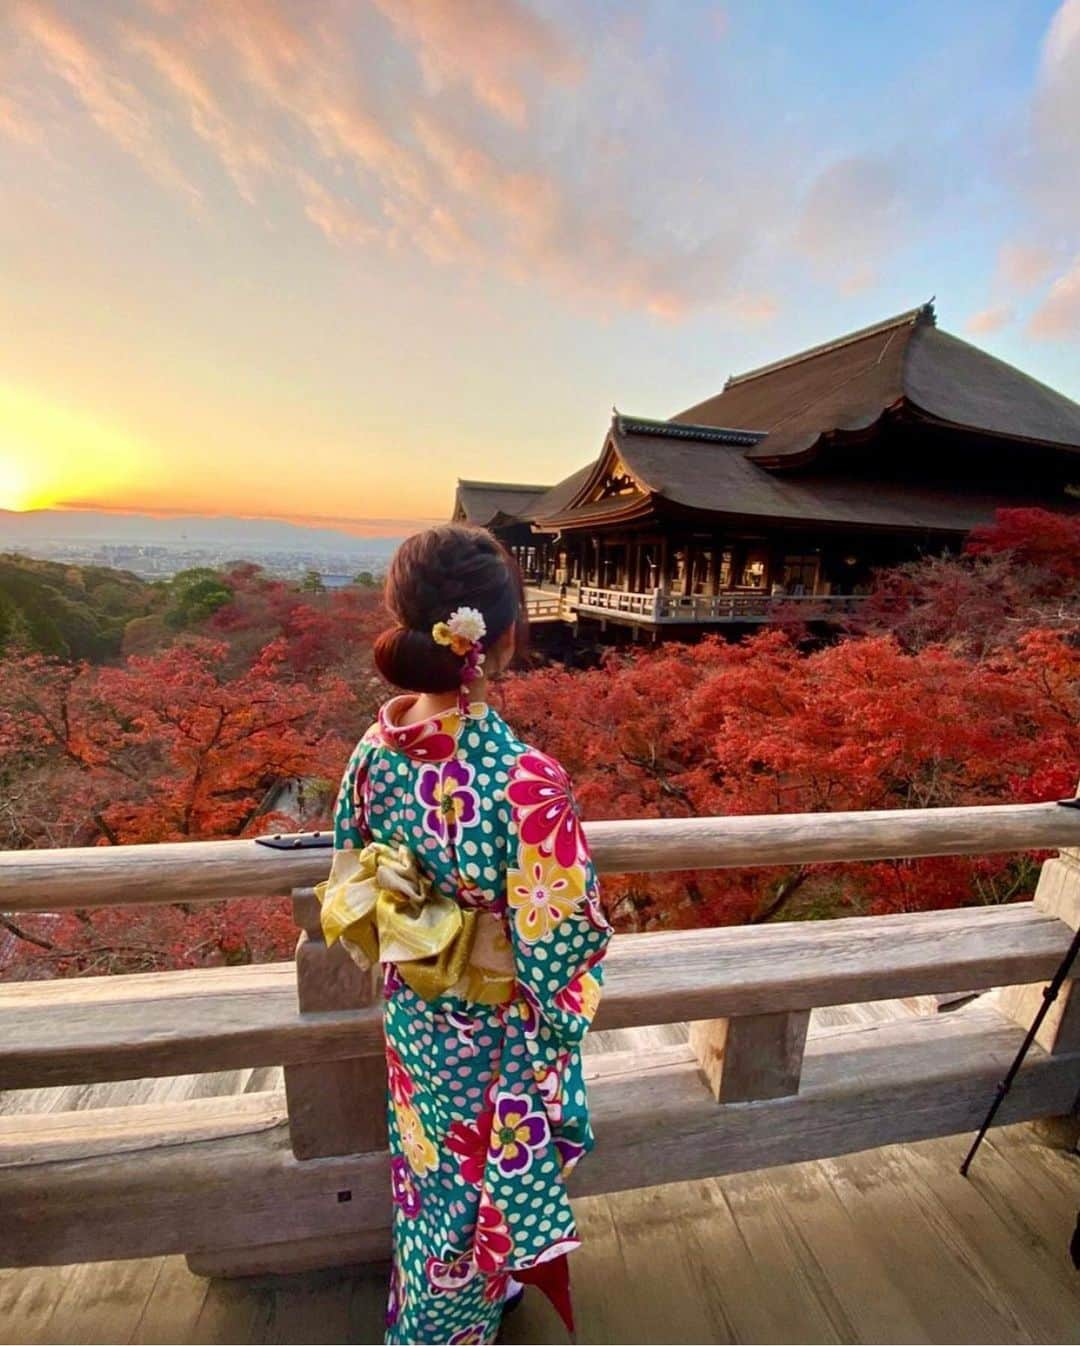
[[331, 704, 611, 1345]]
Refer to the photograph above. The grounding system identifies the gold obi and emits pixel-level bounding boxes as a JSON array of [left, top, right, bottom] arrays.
[[315, 842, 515, 1005]]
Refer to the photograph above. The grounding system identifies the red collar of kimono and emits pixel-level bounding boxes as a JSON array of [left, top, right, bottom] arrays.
[[377, 694, 487, 763]]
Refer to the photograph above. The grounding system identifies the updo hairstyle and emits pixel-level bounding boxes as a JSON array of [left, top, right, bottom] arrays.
[[373, 524, 527, 693]]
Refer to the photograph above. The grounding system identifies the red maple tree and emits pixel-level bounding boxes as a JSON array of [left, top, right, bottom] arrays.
[[0, 636, 359, 975]]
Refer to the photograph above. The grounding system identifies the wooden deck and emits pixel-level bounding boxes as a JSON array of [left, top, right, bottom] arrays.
[[1, 1123, 1077, 1345], [2, 1005, 1078, 1345]]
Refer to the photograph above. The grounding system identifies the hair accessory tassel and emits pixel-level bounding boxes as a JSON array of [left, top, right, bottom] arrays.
[[432, 607, 487, 714]]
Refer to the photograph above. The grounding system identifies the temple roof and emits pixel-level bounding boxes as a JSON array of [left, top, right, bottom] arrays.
[[453, 480, 551, 528], [673, 302, 1080, 466], [535, 415, 1065, 535], [457, 305, 1080, 538]]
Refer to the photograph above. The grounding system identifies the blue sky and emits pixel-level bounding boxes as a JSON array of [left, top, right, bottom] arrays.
[[0, 0, 1076, 529]]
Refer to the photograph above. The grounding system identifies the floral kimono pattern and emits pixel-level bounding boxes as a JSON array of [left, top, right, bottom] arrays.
[[330, 696, 611, 1345]]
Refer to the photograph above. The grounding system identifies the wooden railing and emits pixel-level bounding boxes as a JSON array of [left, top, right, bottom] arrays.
[[1, 801, 1079, 1277], [524, 593, 566, 622], [574, 586, 866, 623], [658, 591, 865, 622], [577, 586, 660, 619]]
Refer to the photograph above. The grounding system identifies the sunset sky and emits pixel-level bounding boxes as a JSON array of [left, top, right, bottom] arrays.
[[1, 0, 1078, 534]]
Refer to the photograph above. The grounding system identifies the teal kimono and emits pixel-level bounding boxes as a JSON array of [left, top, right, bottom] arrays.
[[328, 696, 611, 1344]]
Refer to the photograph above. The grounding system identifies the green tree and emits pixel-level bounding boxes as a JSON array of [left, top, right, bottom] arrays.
[[165, 568, 234, 629]]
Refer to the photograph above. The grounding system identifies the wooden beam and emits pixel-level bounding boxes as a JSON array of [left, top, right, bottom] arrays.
[[3, 803, 1078, 913], [0, 1091, 287, 1168], [689, 1010, 810, 1102], [186, 1229, 392, 1279], [2, 1007, 1075, 1269], [0, 963, 384, 1091], [2, 902, 1075, 1091]]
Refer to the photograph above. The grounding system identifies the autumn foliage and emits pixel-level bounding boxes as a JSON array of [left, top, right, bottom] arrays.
[[1, 509, 1077, 977], [497, 626, 1078, 929], [0, 573, 385, 976]]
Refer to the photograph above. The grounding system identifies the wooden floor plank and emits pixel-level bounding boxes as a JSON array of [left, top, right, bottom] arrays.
[[753, 1160, 930, 1344], [344, 1272, 391, 1346], [820, 1146, 1034, 1344], [972, 1127, 1080, 1277], [128, 1256, 212, 1345], [255, 1272, 357, 1346], [32, 1258, 165, 1346], [897, 1135, 1080, 1343], [188, 1276, 273, 1346], [0, 1265, 78, 1346], [714, 1166, 850, 1344], [597, 1187, 722, 1345]]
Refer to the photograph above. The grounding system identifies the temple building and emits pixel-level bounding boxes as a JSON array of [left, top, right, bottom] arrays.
[[452, 303, 1080, 634]]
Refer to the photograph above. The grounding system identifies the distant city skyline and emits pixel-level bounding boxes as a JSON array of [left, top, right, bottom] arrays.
[[1, 0, 1077, 524]]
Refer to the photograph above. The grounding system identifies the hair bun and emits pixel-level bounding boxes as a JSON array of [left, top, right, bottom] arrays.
[[375, 524, 529, 693], [373, 625, 463, 694]]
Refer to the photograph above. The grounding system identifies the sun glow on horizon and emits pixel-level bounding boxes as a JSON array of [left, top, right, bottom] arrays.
[[0, 457, 42, 511], [0, 383, 147, 516]]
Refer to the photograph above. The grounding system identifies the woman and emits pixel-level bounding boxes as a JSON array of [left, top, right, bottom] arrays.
[[317, 524, 611, 1344]]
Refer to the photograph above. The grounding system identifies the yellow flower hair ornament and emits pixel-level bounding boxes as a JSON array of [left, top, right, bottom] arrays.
[[432, 606, 488, 710]]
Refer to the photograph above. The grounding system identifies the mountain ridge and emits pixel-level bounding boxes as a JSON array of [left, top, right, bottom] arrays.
[[0, 509, 411, 552]]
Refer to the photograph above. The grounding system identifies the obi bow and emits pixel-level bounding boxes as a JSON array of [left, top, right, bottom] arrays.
[[315, 842, 513, 1004]]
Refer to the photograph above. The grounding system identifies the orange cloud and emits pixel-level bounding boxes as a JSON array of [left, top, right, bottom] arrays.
[[124, 28, 270, 202], [997, 242, 1055, 291], [295, 171, 380, 247], [1, 0, 775, 324], [372, 0, 582, 127], [1029, 256, 1080, 338], [12, 0, 200, 205], [965, 305, 1014, 335], [0, 88, 40, 145]]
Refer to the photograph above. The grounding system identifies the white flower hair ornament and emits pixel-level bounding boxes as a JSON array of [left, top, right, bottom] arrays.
[[432, 607, 487, 710], [431, 606, 486, 656]]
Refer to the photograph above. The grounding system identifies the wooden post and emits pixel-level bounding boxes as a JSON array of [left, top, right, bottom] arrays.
[[283, 888, 388, 1162], [689, 1010, 810, 1103], [999, 826, 1080, 1149], [999, 844, 1080, 1056]]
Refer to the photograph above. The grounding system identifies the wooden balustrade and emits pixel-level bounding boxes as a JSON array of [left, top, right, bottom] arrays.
[[573, 585, 866, 624], [1, 798, 1079, 1276]]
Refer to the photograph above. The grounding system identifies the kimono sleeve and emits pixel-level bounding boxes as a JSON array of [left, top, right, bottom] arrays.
[[331, 730, 378, 850], [504, 746, 612, 1046]]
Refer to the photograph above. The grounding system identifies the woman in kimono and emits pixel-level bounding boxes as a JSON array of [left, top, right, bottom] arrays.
[[317, 524, 611, 1345]]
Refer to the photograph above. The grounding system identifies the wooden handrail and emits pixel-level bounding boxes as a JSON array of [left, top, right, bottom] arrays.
[[1, 801, 1078, 913]]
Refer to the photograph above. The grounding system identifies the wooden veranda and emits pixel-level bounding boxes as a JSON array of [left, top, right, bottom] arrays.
[[1, 800, 1079, 1343]]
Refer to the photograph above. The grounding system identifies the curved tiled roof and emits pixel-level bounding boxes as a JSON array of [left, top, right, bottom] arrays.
[[454, 480, 551, 527], [904, 326, 1080, 451], [523, 463, 594, 522], [674, 303, 1080, 465], [535, 417, 1075, 535], [459, 305, 1080, 537]]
